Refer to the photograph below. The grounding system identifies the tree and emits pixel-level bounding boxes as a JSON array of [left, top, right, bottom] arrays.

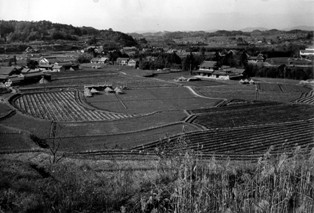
[[182, 52, 195, 74], [240, 51, 248, 68], [77, 53, 93, 63], [88, 36, 97, 45], [27, 58, 39, 69]]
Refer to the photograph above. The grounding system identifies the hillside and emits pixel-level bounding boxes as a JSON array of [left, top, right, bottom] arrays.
[[0, 20, 137, 47]]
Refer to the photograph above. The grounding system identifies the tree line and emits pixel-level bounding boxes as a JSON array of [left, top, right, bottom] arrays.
[[0, 20, 137, 48]]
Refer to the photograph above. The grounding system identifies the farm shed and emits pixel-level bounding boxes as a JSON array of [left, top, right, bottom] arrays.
[[38, 57, 50, 66], [105, 87, 114, 93], [52, 64, 65, 72], [39, 64, 53, 71]]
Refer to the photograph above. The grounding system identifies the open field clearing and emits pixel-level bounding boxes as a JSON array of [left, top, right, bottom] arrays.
[[46, 122, 199, 152], [55, 110, 188, 137], [11, 91, 135, 121], [191, 104, 314, 129], [87, 87, 220, 114], [133, 119, 314, 161]]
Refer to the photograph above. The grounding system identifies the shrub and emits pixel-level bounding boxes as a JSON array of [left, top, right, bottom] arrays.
[[77, 53, 93, 63]]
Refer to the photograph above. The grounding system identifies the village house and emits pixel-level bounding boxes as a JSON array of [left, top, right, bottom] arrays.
[[193, 63, 244, 80], [116, 57, 129, 66], [0, 66, 46, 85], [91, 57, 109, 64], [300, 47, 314, 58], [127, 59, 139, 68], [38, 57, 50, 66], [248, 53, 264, 64], [52, 64, 65, 72], [199, 61, 218, 71]]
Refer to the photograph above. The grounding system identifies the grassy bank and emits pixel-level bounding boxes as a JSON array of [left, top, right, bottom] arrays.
[[1, 146, 314, 212]]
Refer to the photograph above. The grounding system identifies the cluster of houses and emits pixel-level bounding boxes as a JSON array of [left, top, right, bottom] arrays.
[[0, 56, 80, 86], [300, 46, 314, 58], [90, 56, 139, 68], [37, 57, 79, 72], [0, 65, 50, 86], [193, 61, 245, 80]]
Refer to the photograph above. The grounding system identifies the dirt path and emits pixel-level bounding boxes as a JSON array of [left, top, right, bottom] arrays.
[[184, 86, 227, 101]]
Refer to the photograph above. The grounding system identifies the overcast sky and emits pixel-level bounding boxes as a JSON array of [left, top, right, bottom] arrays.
[[0, 0, 313, 32]]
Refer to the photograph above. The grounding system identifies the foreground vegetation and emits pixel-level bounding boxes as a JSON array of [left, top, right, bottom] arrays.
[[1, 144, 313, 212]]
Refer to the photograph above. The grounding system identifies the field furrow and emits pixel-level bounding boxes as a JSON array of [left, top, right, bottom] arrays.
[[12, 91, 134, 122], [132, 120, 314, 160]]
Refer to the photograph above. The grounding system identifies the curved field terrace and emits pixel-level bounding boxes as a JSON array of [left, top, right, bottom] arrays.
[[85, 87, 221, 114], [11, 91, 135, 122]]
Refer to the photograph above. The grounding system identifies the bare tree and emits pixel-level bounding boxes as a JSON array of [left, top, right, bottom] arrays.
[[49, 121, 64, 164]]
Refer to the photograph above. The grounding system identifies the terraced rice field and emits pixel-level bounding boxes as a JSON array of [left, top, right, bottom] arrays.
[[190, 104, 314, 129], [194, 84, 302, 103], [45, 122, 199, 152], [279, 84, 311, 93], [12, 91, 135, 122], [294, 90, 314, 105], [132, 119, 314, 161]]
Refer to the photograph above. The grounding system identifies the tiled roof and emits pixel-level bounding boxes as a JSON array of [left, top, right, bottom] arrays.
[[199, 61, 217, 68], [0, 67, 15, 75]]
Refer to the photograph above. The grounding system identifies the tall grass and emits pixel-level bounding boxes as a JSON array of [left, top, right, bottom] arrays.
[[1, 143, 314, 212], [139, 143, 314, 213]]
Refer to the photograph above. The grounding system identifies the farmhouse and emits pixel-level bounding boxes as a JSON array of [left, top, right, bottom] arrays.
[[91, 57, 109, 64], [199, 61, 218, 71], [116, 57, 129, 66], [193, 65, 244, 80], [248, 53, 264, 64], [300, 47, 314, 58], [38, 64, 53, 71], [38, 57, 50, 66], [127, 59, 139, 67], [52, 64, 65, 72]]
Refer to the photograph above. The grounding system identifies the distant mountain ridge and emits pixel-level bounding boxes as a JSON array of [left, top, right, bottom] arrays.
[[240, 27, 269, 32], [130, 25, 314, 35], [0, 20, 137, 47], [283, 25, 314, 31]]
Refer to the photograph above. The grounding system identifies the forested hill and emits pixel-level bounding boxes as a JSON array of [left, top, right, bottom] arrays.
[[0, 20, 137, 47]]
